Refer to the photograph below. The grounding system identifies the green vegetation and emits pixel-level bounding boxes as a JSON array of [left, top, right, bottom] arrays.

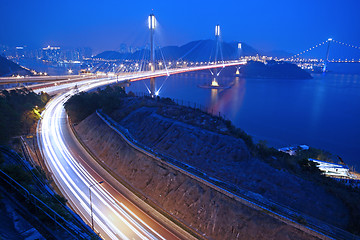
[[65, 86, 126, 123], [0, 88, 49, 143], [0, 160, 71, 221], [0, 89, 97, 238], [0, 152, 4, 165], [1, 164, 33, 186]]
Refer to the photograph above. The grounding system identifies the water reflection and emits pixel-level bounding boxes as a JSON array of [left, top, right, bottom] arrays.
[[126, 73, 360, 169]]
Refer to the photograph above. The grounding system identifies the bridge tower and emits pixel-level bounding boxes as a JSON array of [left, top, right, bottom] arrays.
[[149, 14, 156, 97], [211, 24, 221, 87], [235, 42, 242, 75], [323, 38, 332, 73]]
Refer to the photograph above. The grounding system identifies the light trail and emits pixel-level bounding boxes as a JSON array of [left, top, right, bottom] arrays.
[[38, 84, 178, 239], [37, 62, 246, 239]]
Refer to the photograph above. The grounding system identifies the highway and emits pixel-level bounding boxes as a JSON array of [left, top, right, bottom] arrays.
[[38, 82, 184, 239], [36, 62, 246, 240], [0, 74, 89, 84]]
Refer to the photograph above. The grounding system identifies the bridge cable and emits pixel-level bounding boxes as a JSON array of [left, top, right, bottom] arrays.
[[290, 40, 330, 59]]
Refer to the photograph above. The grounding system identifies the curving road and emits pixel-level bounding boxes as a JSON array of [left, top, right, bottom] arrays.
[[37, 62, 246, 240]]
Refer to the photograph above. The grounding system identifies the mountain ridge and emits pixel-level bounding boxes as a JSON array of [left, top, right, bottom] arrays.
[[94, 39, 259, 61], [0, 55, 32, 77]]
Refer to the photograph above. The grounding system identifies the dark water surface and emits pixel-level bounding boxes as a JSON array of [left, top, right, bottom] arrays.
[[126, 72, 360, 169]]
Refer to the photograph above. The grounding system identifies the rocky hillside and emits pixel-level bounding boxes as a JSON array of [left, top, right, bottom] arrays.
[[75, 112, 321, 240], [109, 103, 348, 228]]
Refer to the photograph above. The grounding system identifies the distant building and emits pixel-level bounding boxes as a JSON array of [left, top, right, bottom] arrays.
[[15, 46, 25, 58], [309, 158, 350, 178], [42, 45, 61, 61], [278, 145, 309, 156]]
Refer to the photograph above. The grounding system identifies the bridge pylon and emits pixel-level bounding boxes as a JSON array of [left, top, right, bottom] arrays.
[[235, 42, 241, 75], [211, 24, 221, 87], [323, 38, 332, 73], [149, 14, 156, 97]]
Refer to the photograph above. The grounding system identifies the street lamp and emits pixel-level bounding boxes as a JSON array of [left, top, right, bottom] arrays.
[[89, 180, 104, 231]]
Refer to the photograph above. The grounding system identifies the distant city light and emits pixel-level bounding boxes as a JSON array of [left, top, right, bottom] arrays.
[[43, 45, 60, 50]]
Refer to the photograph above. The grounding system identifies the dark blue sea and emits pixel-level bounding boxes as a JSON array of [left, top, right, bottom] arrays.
[[126, 72, 360, 170]]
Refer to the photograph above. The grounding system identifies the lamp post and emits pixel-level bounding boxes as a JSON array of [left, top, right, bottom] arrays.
[[89, 180, 104, 231]]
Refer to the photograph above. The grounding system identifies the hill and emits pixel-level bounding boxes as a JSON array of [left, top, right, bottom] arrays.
[[0, 55, 32, 77], [94, 40, 259, 62], [238, 60, 312, 79]]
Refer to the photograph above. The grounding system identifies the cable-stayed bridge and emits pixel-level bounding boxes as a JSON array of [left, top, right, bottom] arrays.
[[1, 14, 360, 240], [2, 12, 360, 94], [285, 38, 360, 72]]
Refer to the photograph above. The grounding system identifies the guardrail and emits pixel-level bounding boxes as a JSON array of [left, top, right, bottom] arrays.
[[0, 145, 96, 240], [96, 109, 360, 240], [0, 169, 85, 239]]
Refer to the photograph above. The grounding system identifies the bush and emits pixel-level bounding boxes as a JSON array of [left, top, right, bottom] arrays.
[[0, 89, 49, 143], [64, 85, 127, 123], [2, 164, 33, 187], [0, 152, 4, 165]]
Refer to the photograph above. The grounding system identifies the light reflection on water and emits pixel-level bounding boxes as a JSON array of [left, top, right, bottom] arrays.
[[129, 72, 360, 169]]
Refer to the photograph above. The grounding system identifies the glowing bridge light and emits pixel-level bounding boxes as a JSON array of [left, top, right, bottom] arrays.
[[328, 38, 333, 41], [215, 24, 220, 36], [148, 14, 156, 30], [238, 43, 242, 49]]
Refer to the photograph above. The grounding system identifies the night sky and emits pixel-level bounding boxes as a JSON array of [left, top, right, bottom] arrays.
[[1, 0, 359, 54]]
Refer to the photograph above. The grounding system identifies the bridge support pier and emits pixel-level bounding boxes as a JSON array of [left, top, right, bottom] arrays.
[[211, 77, 219, 87], [150, 77, 156, 96]]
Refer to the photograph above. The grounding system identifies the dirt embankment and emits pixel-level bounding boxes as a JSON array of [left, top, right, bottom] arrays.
[[75, 111, 324, 240], [114, 107, 348, 228]]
